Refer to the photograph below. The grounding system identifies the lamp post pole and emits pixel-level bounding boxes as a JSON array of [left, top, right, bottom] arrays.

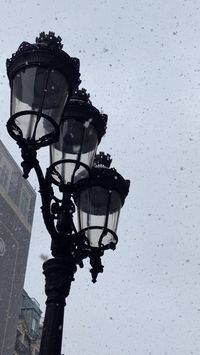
[[39, 258, 76, 355], [6, 31, 130, 355]]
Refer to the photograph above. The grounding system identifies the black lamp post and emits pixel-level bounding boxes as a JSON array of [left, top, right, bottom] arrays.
[[6, 32, 130, 355]]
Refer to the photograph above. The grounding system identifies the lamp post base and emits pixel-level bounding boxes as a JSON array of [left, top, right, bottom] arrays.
[[39, 257, 76, 355]]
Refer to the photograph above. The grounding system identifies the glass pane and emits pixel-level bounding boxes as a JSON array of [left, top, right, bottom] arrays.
[[50, 119, 98, 184], [79, 187, 122, 215], [89, 229, 117, 248], [11, 66, 69, 130], [42, 69, 69, 123], [12, 113, 55, 141]]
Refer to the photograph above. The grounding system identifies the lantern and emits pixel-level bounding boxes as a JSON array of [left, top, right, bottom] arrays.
[[7, 31, 80, 148]]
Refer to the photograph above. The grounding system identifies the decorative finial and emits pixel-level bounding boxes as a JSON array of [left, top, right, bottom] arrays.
[[36, 31, 63, 50], [90, 251, 104, 283], [71, 88, 91, 103], [94, 152, 112, 168]]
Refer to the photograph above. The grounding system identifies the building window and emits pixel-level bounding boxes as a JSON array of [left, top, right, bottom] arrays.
[[19, 188, 31, 219], [8, 170, 21, 203], [0, 162, 11, 191], [31, 318, 37, 332]]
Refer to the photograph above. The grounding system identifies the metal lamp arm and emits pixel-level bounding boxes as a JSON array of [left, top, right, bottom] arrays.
[[19, 140, 61, 244], [34, 161, 60, 242]]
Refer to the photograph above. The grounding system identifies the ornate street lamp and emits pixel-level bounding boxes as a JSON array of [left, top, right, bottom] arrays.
[[6, 32, 130, 355]]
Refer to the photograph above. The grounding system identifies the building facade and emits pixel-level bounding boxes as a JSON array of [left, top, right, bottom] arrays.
[[13, 289, 42, 355], [0, 140, 36, 355]]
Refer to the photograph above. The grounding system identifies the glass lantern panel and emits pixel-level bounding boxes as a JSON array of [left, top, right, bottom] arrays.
[[77, 187, 121, 248], [50, 119, 98, 184], [13, 113, 55, 141], [11, 66, 69, 140]]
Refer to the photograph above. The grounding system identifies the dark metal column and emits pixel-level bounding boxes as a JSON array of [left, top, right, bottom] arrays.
[[39, 257, 76, 355]]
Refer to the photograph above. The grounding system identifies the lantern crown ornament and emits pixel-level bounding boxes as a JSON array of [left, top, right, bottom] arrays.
[[70, 87, 91, 102], [94, 151, 112, 168], [36, 31, 63, 49]]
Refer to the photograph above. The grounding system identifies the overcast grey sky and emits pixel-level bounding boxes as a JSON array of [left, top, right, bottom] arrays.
[[1, 0, 200, 354]]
